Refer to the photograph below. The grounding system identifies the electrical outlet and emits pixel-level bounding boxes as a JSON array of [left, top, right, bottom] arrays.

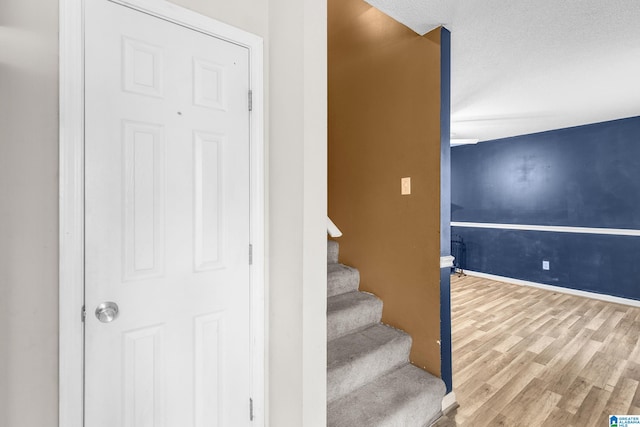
[[542, 260, 550, 270]]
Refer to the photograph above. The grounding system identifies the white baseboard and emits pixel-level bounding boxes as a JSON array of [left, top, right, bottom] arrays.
[[441, 391, 458, 413], [463, 270, 640, 308]]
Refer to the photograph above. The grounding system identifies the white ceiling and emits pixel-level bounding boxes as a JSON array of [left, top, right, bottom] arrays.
[[365, 0, 640, 142]]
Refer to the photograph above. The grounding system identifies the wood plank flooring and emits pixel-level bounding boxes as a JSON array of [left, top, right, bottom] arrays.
[[434, 274, 640, 427]]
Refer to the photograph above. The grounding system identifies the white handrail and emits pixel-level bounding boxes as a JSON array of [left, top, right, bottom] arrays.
[[327, 216, 342, 238]]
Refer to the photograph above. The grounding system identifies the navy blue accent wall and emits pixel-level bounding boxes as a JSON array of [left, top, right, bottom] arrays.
[[452, 116, 640, 301], [452, 227, 640, 300], [453, 117, 640, 228], [439, 27, 453, 393]]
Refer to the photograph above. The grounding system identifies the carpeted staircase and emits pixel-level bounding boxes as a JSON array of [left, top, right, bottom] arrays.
[[327, 240, 446, 427]]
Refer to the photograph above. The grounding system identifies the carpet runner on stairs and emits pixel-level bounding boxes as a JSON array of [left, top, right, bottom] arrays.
[[327, 240, 446, 427]]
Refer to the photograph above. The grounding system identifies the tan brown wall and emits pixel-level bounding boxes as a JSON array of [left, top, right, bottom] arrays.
[[328, 0, 442, 375]]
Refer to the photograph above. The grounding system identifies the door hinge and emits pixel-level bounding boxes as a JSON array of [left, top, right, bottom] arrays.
[[248, 90, 253, 112], [81, 305, 86, 322], [249, 397, 254, 421], [249, 244, 253, 265]]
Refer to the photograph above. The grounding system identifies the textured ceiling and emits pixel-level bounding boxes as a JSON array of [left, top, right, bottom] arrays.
[[365, 0, 640, 142], [363, 0, 452, 35]]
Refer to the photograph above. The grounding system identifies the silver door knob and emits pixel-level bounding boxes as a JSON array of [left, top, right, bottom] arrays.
[[95, 302, 119, 323]]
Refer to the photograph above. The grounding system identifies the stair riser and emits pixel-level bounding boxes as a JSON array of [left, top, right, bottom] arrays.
[[327, 297, 382, 341], [327, 240, 339, 264], [327, 267, 359, 297], [327, 336, 411, 403]]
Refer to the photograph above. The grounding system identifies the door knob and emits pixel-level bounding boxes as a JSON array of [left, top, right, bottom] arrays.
[[95, 302, 119, 323]]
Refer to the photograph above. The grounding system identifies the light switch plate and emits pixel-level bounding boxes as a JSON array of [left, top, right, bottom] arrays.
[[401, 177, 411, 195]]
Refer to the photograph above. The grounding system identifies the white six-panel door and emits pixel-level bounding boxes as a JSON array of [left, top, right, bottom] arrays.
[[84, 0, 251, 425]]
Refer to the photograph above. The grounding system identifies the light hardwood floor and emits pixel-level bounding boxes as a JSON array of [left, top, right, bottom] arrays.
[[434, 274, 640, 427]]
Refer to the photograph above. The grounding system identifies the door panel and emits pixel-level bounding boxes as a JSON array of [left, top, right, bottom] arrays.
[[85, 1, 251, 425]]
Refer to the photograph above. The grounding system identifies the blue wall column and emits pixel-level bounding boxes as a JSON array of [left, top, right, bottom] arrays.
[[439, 27, 453, 393]]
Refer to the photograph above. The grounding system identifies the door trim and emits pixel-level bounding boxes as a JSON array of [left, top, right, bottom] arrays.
[[59, 1, 266, 425]]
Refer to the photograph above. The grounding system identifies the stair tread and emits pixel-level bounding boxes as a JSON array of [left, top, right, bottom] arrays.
[[327, 363, 446, 427], [327, 263, 360, 297], [327, 291, 382, 341], [327, 324, 412, 402]]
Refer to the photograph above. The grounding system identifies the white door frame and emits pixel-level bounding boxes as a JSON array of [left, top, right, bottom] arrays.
[[59, 1, 266, 425]]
